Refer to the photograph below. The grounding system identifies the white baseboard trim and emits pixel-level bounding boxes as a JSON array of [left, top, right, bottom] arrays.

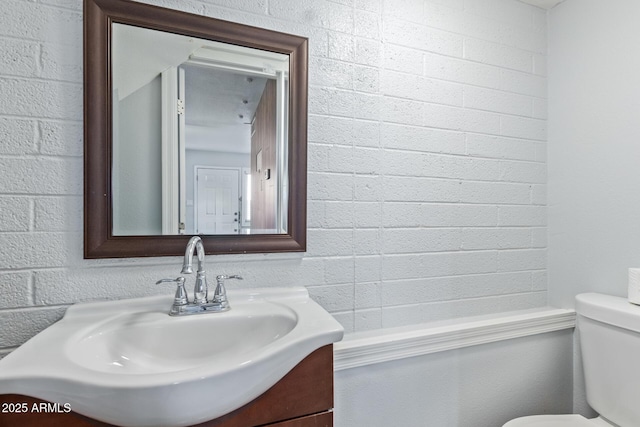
[[334, 308, 576, 371]]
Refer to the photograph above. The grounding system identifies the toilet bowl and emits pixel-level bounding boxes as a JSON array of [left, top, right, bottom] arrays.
[[502, 293, 640, 427], [504, 415, 614, 426]]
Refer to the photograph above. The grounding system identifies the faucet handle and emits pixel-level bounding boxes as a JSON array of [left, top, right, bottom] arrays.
[[156, 277, 188, 306], [212, 275, 243, 304], [217, 275, 243, 281]]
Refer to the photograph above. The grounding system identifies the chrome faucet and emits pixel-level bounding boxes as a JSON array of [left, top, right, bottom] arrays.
[[156, 236, 243, 316]]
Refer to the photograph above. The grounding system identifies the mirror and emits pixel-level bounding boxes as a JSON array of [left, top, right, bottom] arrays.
[[111, 24, 290, 236], [84, 0, 308, 258]]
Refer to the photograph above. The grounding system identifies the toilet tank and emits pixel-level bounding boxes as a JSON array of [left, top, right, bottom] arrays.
[[576, 293, 640, 427]]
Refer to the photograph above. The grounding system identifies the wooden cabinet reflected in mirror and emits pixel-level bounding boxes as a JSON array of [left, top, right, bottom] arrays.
[[84, 0, 307, 258]]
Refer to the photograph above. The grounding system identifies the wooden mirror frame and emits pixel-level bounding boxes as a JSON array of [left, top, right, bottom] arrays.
[[84, 0, 308, 258]]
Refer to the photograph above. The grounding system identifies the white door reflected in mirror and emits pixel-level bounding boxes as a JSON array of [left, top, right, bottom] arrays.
[[194, 167, 239, 235], [111, 23, 289, 236]]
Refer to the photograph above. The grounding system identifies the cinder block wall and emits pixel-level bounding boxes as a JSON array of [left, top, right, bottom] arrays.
[[0, 0, 548, 358]]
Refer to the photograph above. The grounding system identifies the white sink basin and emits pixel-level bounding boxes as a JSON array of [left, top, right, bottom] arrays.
[[0, 287, 344, 427], [68, 301, 297, 375]]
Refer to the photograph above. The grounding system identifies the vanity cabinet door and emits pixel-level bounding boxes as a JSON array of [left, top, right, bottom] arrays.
[[199, 345, 334, 427]]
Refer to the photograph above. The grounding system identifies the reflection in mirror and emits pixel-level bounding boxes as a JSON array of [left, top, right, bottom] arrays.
[[111, 24, 289, 236]]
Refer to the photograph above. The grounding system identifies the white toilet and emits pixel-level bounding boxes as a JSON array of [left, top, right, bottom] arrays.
[[504, 293, 640, 427]]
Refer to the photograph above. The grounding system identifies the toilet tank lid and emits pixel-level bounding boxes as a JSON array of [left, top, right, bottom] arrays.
[[576, 293, 640, 333]]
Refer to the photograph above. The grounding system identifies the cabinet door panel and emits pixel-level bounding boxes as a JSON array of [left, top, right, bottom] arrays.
[[199, 345, 333, 427]]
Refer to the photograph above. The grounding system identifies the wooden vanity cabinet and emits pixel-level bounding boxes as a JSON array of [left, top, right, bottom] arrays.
[[0, 345, 334, 427]]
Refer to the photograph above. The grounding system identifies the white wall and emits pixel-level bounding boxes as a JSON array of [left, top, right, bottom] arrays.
[[0, 0, 548, 357], [547, 0, 640, 308], [336, 329, 573, 427], [547, 0, 640, 416], [0, 0, 581, 424]]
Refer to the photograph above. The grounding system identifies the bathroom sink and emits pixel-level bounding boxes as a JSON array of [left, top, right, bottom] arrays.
[[67, 301, 297, 375], [0, 287, 344, 427]]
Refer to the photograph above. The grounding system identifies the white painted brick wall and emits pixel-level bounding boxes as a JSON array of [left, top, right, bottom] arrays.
[[0, 0, 548, 358]]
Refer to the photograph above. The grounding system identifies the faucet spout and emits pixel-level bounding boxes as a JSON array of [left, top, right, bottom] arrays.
[[181, 236, 207, 304], [181, 236, 205, 274]]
